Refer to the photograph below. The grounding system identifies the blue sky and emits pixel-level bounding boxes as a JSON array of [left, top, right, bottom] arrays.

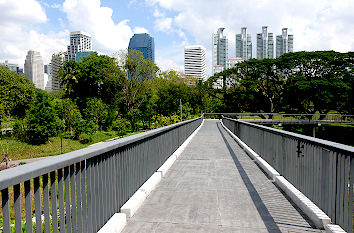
[[1, 0, 354, 76]]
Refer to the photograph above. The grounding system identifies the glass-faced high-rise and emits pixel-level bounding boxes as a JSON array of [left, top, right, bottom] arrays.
[[128, 33, 155, 63], [236, 27, 252, 60], [212, 28, 228, 74], [257, 26, 274, 59], [276, 28, 293, 57]]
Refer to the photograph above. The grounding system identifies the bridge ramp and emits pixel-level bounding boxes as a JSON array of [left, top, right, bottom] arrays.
[[122, 120, 323, 232]]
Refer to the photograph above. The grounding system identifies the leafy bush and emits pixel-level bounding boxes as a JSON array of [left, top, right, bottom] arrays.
[[112, 118, 131, 136], [12, 119, 27, 140], [26, 90, 63, 144], [152, 114, 180, 128]]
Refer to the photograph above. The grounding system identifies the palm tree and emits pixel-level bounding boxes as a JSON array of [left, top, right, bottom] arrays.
[[59, 60, 79, 97]]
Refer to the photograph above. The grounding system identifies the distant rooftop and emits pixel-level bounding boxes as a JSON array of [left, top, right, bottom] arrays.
[[227, 57, 243, 60], [185, 45, 206, 50], [70, 31, 91, 37]]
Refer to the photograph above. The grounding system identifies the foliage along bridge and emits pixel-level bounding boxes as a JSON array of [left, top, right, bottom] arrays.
[[0, 116, 352, 233]]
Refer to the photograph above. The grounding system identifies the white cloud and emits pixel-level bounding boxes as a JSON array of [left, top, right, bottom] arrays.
[[0, 0, 67, 66], [153, 8, 165, 18], [156, 57, 183, 72], [134, 27, 149, 34], [50, 3, 61, 9], [147, 0, 354, 76], [62, 0, 135, 55], [0, 0, 47, 25], [154, 17, 172, 32], [152, 0, 354, 52]]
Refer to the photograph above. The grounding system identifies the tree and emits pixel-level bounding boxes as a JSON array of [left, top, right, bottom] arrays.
[[56, 98, 82, 136], [26, 90, 63, 144], [59, 54, 125, 108], [116, 49, 159, 112], [59, 60, 80, 98], [0, 66, 36, 118], [83, 98, 108, 131], [281, 51, 352, 118]]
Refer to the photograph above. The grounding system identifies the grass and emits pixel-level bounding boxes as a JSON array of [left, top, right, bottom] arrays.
[[0, 130, 143, 162]]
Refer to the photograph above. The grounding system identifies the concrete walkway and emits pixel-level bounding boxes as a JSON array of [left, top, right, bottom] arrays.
[[122, 120, 323, 232]]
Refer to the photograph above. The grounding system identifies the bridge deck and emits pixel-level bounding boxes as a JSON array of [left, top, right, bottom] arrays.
[[122, 120, 323, 232]]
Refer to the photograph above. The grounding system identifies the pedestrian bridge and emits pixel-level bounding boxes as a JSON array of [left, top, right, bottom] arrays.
[[0, 117, 352, 233]]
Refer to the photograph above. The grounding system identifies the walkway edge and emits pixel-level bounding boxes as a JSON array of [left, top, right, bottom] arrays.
[[97, 213, 126, 233], [221, 121, 343, 231], [112, 119, 205, 232]]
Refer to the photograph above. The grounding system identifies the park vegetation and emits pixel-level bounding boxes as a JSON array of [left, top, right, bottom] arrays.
[[210, 51, 353, 118], [0, 50, 353, 158]]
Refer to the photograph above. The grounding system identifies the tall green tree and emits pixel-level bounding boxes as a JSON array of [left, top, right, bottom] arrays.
[[116, 49, 159, 112], [59, 54, 125, 108], [281, 51, 352, 118], [26, 90, 63, 144], [0, 66, 36, 118]]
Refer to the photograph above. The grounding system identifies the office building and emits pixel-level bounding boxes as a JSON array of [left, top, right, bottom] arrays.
[[44, 64, 51, 75], [75, 51, 96, 62], [0, 60, 18, 72], [236, 27, 252, 60], [66, 31, 92, 61], [257, 26, 274, 59], [184, 45, 206, 81], [24, 50, 45, 89], [50, 52, 67, 92], [276, 28, 294, 57], [212, 28, 228, 74], [226, 57, 243, 69], [213, 65, 224, 74], [128, 33, 155, 63]]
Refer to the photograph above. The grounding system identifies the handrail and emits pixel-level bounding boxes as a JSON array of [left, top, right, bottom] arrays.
[[223, 116, 354, 156], [222, 116, 353, 232], [0, 116, 203, 233], [0, 117, 201, 190]]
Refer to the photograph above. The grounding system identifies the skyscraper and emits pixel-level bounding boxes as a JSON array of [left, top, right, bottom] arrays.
[[257, 26, 274, 59], [184, 45, 206, 81], [236, 27, 252, 60], [24, 50, 45, 90], [212, 28, 228, 74], [128, 33, 155, 63], [276, 28, 294, 57], [50, 52, 67, 92], [66, 31, 92, 61]]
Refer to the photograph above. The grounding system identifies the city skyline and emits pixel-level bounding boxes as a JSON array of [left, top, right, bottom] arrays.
[[0, 0, 353, 76]]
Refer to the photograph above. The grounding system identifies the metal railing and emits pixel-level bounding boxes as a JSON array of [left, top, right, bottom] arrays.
[[204, 113, 354, 123], [0, 117, 203, 233], [222, 116, 354, 232]]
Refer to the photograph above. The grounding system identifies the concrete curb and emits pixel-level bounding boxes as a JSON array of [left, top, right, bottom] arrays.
[[325, 224, 346, 233], [275, 176, 331, 229], [220, 122, 260, 160], [222, 122, 279, 180], [157, 155, 177, 177], [120, 119, 205, 221], [221, 121, 336, 230], [97, 213, 126, 233], [120, 189, 146, 218], [173, 119, 205, 159], [254, 156, 280, 181], [139, 172, 162, 197]]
